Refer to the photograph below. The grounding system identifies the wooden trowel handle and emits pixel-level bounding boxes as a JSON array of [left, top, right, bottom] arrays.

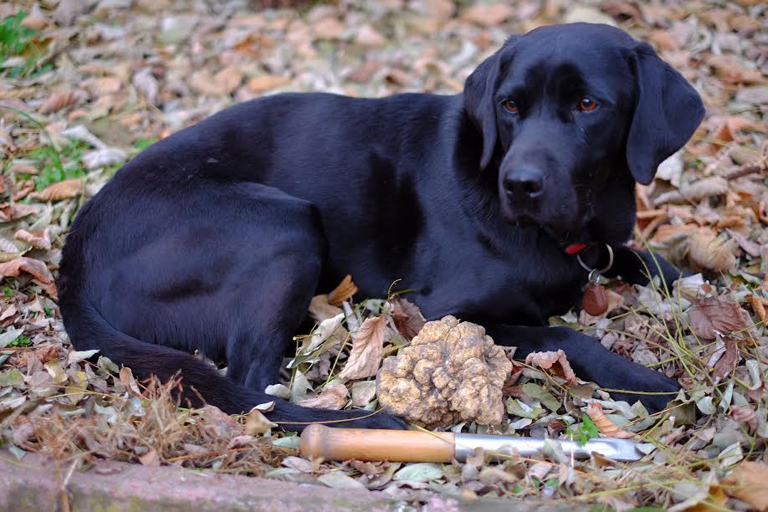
[[300, 424, 455, 462]]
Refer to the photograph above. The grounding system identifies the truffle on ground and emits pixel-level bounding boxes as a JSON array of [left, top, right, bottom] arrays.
[[376, 315, 512, 429]]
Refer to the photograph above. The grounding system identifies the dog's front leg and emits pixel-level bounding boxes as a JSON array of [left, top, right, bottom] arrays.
[[484, 324, 680, 412], [605, 246, 688, 289]]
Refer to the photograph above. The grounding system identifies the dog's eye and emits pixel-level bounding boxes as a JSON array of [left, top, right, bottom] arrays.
[[502, 100, 519, 113], [578, 97, 597, 111]]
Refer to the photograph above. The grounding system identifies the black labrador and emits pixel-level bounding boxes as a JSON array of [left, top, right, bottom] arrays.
[[58, 23, 704, 431]]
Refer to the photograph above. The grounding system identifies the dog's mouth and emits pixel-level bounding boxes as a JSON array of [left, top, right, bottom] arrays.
[[500, 197, 589, 234]]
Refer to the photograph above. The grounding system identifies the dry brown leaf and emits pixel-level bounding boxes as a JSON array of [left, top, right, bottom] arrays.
[[10, 164, 39, 175], [688, 294, 751, 339], [138, 449, 160, 467], [20, 15, 49, 30], [390, 296, 427, 340], [14, 229, 52, 251], [585, 403, 636, 439], [85, 76, 123, 96], [308, 294, 343, 322], [708, 55, 767, 85], [680, 177, 729, 201], [0, 257, 57, 298], [722, 461, 768, 511], [327, 274, 358, 306], [298, 382, 348, 410], [687, 230, 737, 271], [213, 66, 243, 95], [524, 350, 578, 384], [461, 3, 513, 26], [39, 90, 79, 114], [711, 336, 740, 381], [0, 203, 39, 222], [339, 315, 388, 379], [746, 295, 767, 327], [245, 408, 278, 435], [312, 17, 344, 39], [247, 75, 290, 93], [30, 179, 83, 201], [119, 367, 142, 397]]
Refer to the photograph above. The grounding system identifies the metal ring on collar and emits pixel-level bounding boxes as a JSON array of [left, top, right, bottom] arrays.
[[576, 244, 614, 274]]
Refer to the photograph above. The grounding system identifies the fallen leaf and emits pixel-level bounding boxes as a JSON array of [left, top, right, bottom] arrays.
[[84, 76, 122, 96], [119, 367, 142, 397], [390, 296, 426, 340], [83, 148, 126, 170], [327, 274, 358, 306], [722, 461, 768, 511], [687, 230, 737, 271], [39, 90, 80, 114], [245, 408, 277, 435], [688, 294, 751, 339], [312, 17, 345, 39], [133, 67, 159, 104], [461, 3, 514, 26], [0, 257, 57, 297], [746, 295, 767, 327], [298, 381, 348, 410], [14, 229, 52, 251], [31, 179, 83, 201], [308, 294, 343, 322], [138, 449, 160, 467], [0, 203, 39, 222], [247, 75, 290, 93], [711, 336, 740, 381], [585, 403, 636, 439], [339, 315, 388, 379], [680, 177, 729, 201], [524, 350, 578, 384], [350, 380, 377, 407], [213, 66, 243, 95]]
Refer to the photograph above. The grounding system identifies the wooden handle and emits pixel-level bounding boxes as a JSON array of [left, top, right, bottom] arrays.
[[300, 425, 455, 462]]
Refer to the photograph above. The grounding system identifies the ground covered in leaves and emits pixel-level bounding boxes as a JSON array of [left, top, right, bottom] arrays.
[[1, 0, 767, 509]]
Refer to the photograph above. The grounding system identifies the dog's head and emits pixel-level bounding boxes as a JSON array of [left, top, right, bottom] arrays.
[[464, 23, 704, 237]]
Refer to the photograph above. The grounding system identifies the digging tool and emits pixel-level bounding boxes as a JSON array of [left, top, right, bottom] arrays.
[[300, 424, 644, 463]]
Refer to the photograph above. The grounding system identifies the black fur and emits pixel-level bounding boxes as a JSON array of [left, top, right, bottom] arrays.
[[58, 23, 705, 431]]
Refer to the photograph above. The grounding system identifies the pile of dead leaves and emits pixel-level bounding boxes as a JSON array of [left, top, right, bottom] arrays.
[[1, 0, 766, 509]]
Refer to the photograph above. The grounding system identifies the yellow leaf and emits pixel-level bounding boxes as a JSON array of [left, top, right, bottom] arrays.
[[327, 274, 358, 306], [585, 403, 636, 439], [723, 461, 768, 511]]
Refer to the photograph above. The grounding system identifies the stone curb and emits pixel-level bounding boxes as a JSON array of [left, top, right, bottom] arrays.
[[0, 449, 581, 511]]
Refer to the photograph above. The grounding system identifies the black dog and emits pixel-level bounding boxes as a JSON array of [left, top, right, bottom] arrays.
[[58, 23, 704, 431]]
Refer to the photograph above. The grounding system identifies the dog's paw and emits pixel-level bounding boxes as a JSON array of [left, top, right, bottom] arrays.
[[334, 410, 408, 430], [608, 367, 681, 413]]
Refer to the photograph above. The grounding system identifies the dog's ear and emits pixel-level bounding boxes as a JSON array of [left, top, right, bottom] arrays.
[[626, 42, 705, 185], [464, 37, 518, 170]]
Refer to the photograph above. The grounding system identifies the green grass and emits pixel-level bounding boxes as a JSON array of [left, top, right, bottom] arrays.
[[6, 335, 31, 348], [0, 12, 47, 78], [133, 137, 157, 151], [27, 141, 88, 190]]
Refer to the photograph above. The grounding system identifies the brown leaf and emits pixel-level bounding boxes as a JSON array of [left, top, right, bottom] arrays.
[[339, 315, 388, 380], [138, 449, 160, 467], [10, 164, 39, 175], [84, 76, 123, 96], [689, 294, 751, 340], [687, 230, 737, 271], [213, 66, 243, 95], [327, 274, 358, 306], [746, 295, 767, 327], [722, 461, 768, 511], [247, 74, 290, 93], [30, 179, 83, 201], [21, 15, 49, 31], [524, 350, 578, 384], [119, 367, 142, 397], [390, 296, 426, 340], [0, 203, 39, 222], [585, 403, 636, 439], [461, 3, 514, 26], [298, 382, 348, 410], [308, 294, 343, 322], [14, 229, 52, 251], [39, 90, 79, 114], [312, 17, 344, 40], [711, 336, 740, 381], [0, 257, 57, 298], [245, 408, 278, 435]]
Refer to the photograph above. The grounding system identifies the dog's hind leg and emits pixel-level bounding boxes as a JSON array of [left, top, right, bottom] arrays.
[[77, 181, 404, 431]]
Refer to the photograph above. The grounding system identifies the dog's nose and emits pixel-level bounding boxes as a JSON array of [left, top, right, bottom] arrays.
[[503, 167, 544, 200]]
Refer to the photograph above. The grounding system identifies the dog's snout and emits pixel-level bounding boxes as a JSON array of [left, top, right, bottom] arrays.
[[503, 167, 545, 200]]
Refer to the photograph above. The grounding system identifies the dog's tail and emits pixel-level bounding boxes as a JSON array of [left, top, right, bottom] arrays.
[[58, 290, 401, 431]]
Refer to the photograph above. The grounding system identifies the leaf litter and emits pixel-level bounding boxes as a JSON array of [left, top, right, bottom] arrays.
[[0, 0, 767, 509]]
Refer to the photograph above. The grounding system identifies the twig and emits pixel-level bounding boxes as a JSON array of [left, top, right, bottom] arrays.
[[725, 162, 765, 180]]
